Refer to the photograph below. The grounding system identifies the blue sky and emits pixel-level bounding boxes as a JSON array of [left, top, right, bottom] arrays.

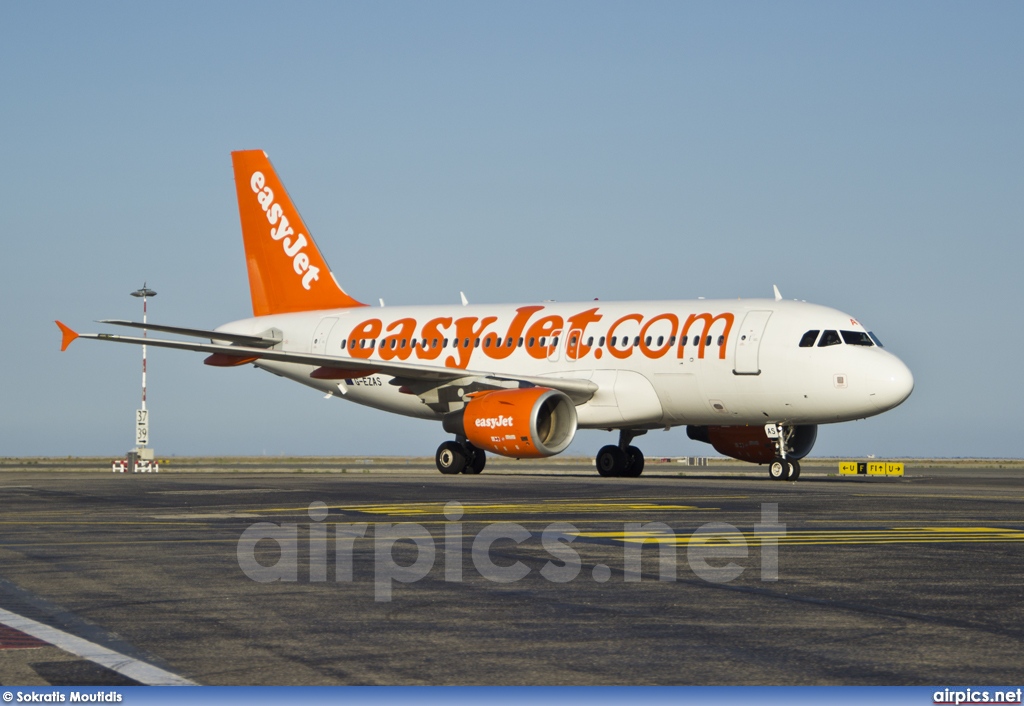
[[3, 2, 1022, 458]]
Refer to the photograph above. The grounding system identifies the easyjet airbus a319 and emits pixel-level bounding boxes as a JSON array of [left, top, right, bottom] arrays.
[[57, 150, 914, 480]]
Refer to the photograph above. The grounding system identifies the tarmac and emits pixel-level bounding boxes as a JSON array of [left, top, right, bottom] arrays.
[[0, 458, 1022, 685]]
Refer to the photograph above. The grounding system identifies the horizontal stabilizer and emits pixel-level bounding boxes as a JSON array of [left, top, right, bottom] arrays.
[[55, 321, 79, 351], [97, 320, 277, 347]]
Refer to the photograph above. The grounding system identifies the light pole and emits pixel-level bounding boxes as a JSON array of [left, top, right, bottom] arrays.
[[130, 284, 157, 462]]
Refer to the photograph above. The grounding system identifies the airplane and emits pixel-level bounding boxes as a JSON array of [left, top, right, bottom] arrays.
[[55, 150, 914, 480]]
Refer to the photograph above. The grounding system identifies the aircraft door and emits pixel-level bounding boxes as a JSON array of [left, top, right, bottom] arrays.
[[733, 311, 772, 375], [565, 328, 584, 362], [311, 317, 339, 355]]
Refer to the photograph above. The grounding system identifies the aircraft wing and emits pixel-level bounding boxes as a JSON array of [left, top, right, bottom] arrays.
[[56, 321, 597, 403]]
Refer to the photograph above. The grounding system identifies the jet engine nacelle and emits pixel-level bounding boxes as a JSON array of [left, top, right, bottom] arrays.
[[686, 424, 817, 464], [443, 387, 577, 458]]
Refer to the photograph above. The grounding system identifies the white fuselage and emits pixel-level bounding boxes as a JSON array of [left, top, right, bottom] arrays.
[[215, 298, 914, 430]]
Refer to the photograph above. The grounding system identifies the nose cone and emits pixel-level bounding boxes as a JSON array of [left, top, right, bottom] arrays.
[[869, 355, 914, 412]]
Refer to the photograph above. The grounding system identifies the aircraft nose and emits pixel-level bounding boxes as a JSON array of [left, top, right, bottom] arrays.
[[869, 355, 914, 412]]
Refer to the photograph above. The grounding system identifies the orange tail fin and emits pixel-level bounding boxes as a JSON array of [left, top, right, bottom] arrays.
[[231, 150, 365, 316]]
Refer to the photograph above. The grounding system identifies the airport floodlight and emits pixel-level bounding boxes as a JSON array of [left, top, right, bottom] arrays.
[[131, 285, 157, 299], [131, 283, 156, 459]]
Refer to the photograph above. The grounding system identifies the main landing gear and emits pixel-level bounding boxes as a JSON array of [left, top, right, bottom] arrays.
[[435, 439, 487, 475], [596, 430, 646, 478], [765, 423, 800, 481]]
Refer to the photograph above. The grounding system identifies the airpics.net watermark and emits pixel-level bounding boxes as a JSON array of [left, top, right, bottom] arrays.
[[236, 502, 786, 602]]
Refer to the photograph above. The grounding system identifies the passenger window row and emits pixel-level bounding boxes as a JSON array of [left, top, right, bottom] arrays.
[[337, 332, 728, 351]]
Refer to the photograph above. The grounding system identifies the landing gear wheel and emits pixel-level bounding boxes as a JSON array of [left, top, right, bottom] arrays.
[[785, 459, 801, 480], [436, 441, 467, 475], [464, 443, 486, 475], [622, 445, 645, 478], [596, 445, 627, 477], [768, 458, 786, 480]]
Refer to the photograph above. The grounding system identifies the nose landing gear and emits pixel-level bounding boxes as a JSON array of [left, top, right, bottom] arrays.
[[766, 423, 800, 480], [768, 457, 799, 480]]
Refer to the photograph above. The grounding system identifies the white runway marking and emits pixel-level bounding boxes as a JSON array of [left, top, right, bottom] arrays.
[[0, 607, 197, 686]]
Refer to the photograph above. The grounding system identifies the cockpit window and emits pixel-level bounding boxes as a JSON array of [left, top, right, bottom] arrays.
[[818, 330, 842, 347], [841, 330, 874, 346], [868, 332, 883, 348], [799, 330, 819, 347]]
